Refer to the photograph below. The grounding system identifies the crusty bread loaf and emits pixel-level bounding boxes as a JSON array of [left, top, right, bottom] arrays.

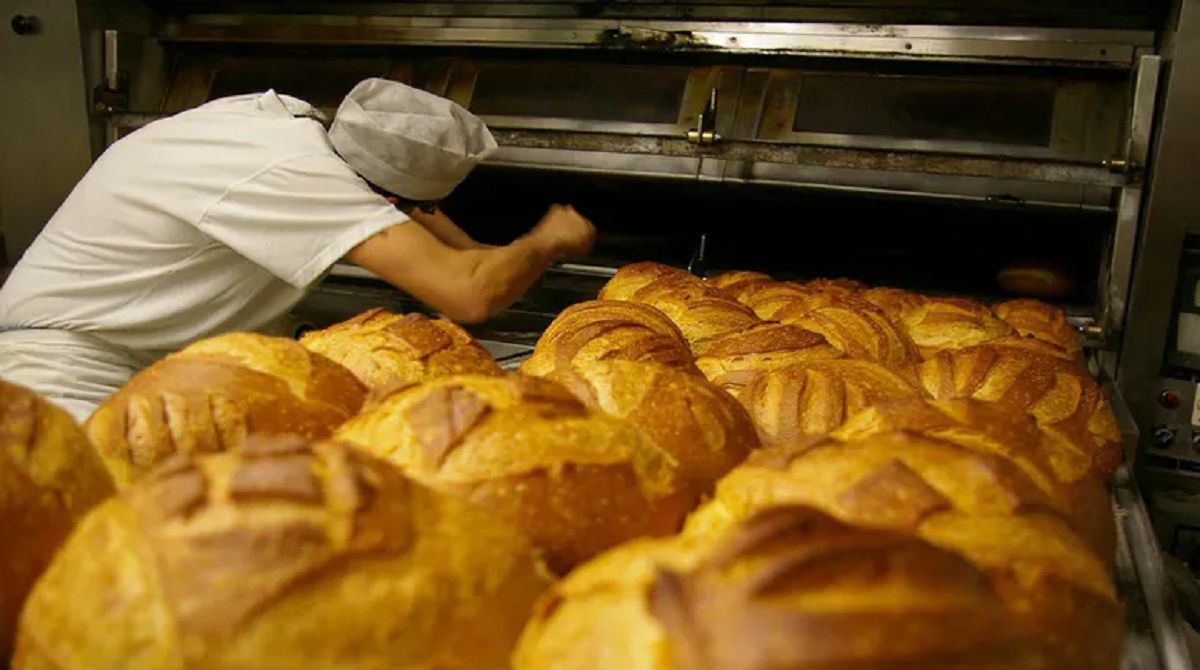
[[597, 261, 692, 301], [516, 505, 1047, 670], [800, 277, 869, 293], [997, 264, 1075, 299], [335, 374, 694, 573], [704, 270, 772, 292], [13, 436, 551, 670], [85, 333, 366, 488], [0, 381, 114, 659], [520, 300, 696, 378], [918, 343, 1121, 477], [548, 360, 759, 493], [724, 280, 820, 320], [685, 433, 1122, 670], [692, 323, 843, 396], [994, 299, 1082, 354], [863, 292, 1014, 357], [300, 309, 501, 390], [831, 397, 1114, 559], [774, 296, 920, 368], [623, 274, 761, 346], [735, 359, 925, 447], [859, 286, 928, 321]]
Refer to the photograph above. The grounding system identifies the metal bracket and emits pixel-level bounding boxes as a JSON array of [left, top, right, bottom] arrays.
[[1105, 54, 1163, 179], [686, 88, 722, 146], [687, 233, 709, 277], [92, 30, 129, 115]]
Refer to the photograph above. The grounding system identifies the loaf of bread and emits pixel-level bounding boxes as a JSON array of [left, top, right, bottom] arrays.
[[13, 436, 551, 670], [520, 300, 696, 378], [621, 274, 762, 346], [866, 293, 1014, 357], [735, 359, 925, 447], [597, 261, 691, 302], [0, 381, 114, 659], [516, 505, 1047, 670], [719, 280, 803, 318], [831, 397, 1114, 559], [997, 263, 1076, 299], [704, 269, 772, 291], [774, 296, 920, 368], [994, 299, 1082, 354], [335, 374, 694, 573], [685, 433, 1122, 670], [85, 333, 366, 488], [547, 360, 759, 493], [692, 323, 843, 395], [858, 286, 928, 321], [918, 343, 1122, 477], [300, 309, 501, 390], [800, 277, 869, 293]]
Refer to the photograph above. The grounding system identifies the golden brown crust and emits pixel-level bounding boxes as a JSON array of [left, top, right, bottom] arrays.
[[859, 286, 928, 322], [917, 344, 1121, 478], [335, 374, 695, 573], [726, 281, 819, 320], [598, 261, 692, 301], [704, 270, 773, 292], [994, 300, 1082, 354], [625, 274, 762, 345], [300, 309, 502, 390], [516, 506, 1046, 670], [685, 432, 1122, 670], [735, 360, 925, 446], [898, 298, 1015, 357], [0, 381, 115, 658], [520, 300, 697, 378], [85, 333, 366, 488], [14, 436, 550, 670], [692, 323, 843, 396], [775, 297, 920, 368], [548, 360, 759, 493], [831, 398, 1114, 559]]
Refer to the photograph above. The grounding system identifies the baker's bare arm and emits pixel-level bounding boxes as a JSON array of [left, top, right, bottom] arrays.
[[346, 205, 595, 324], [406, 207, 494, 250]]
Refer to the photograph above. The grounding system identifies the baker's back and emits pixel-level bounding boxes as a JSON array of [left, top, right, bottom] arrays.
[[0, 91, 389, 355]]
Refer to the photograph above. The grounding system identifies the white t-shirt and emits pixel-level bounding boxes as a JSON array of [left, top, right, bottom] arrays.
[[0, 90, 406, 357]]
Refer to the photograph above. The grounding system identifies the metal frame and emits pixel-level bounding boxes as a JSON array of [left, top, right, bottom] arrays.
[[158, 15, 1154, 66], [1118, 0, 1200, 456]]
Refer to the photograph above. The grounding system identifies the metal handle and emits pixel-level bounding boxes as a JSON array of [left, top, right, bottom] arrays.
[[686, 88, 722, 146], [10, 14, 39, 36]]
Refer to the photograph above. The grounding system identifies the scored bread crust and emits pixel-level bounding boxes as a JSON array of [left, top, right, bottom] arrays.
[[301, 309, 502, 390], [0, 380, 115, 658], [336, 374, 696, 573], [85, 333, 366, 488], [13, 436, 551, 670]]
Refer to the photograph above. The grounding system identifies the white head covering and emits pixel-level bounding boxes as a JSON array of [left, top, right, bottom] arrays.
[[328, 78, 497, 201]]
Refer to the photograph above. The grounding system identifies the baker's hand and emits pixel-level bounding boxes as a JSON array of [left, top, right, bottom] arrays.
[[534, 204, 596, 260]]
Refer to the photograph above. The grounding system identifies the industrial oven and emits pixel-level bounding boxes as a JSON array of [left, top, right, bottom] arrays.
[[3, 0, 1200, 667]]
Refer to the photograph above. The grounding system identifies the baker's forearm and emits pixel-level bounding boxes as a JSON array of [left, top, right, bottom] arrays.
[[461, 233, 559, 319], [409, 208, 489, 250]]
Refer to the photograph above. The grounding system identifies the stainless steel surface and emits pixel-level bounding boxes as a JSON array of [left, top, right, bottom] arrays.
[[1119, 0, 1200, 460], [159, 16, 1152, 65], [1115, 461, 1197, 670], [0, 0, 94, 265], [488, 129, 1127, 187]]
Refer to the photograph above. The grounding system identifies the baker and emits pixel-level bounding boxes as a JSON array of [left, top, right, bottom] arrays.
[[0, 78, 596, 421]]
